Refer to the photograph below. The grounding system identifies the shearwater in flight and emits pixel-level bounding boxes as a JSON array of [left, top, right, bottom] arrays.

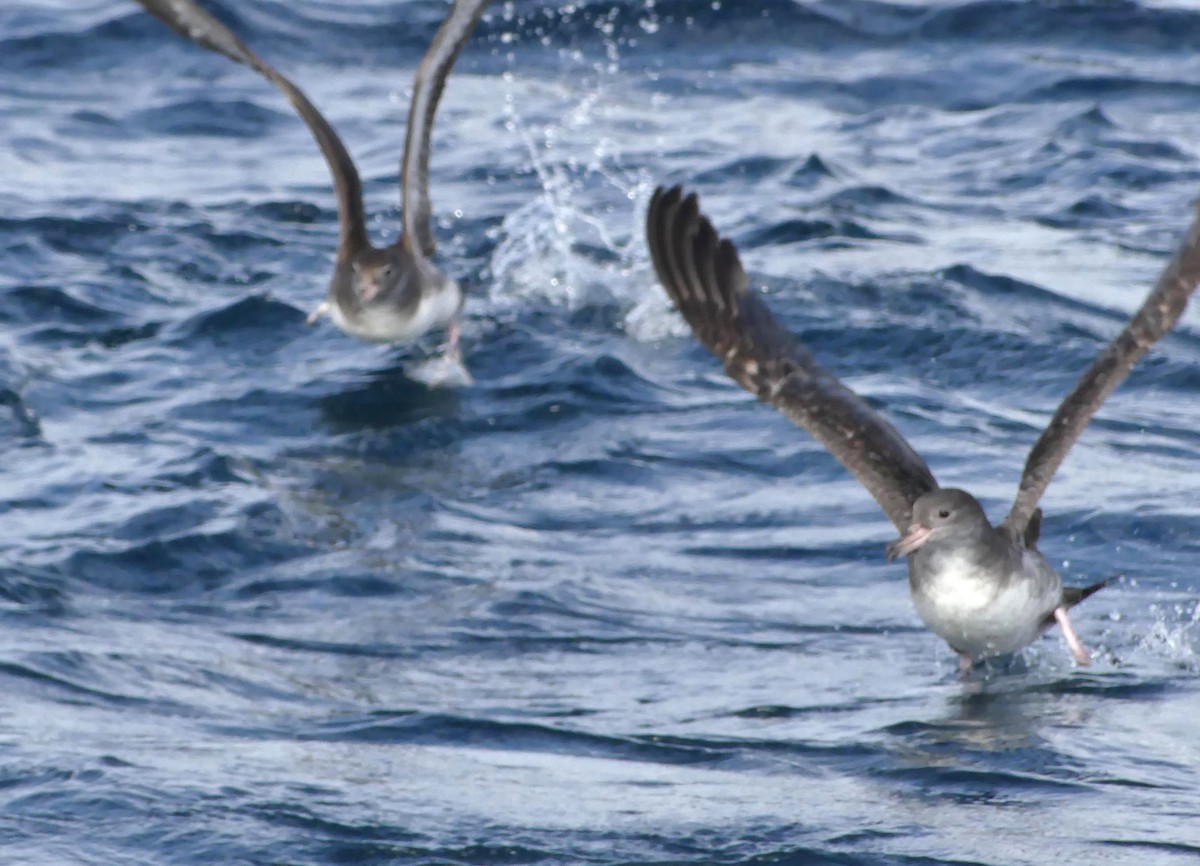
[[647, 184, 1200, 672], [135, 0, 491, 375]]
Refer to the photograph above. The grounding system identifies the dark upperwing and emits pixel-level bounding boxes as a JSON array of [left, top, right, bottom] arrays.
[[400, 0, 491, 258], [1001, 201, 1200, 540], [134, 0, 369, 260], [646, 185, 938, 532]]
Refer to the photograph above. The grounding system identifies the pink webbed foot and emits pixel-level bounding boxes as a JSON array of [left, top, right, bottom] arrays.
[[418, 317, 471, 387]]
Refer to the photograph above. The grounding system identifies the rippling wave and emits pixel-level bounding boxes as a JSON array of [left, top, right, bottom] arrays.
[[2, 1, 1200, 864]]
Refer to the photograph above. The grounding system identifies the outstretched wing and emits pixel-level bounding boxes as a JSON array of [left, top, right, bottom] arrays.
[[1002, 201, 1200, 538], [646, 185, 938, 531], [400, 0, 491, 257], [135, 0, 368, 260]]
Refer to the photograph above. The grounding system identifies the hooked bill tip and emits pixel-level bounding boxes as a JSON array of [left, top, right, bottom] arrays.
[[885, 524, 931, 561]]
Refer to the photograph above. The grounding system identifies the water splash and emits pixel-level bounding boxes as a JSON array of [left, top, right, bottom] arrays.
[[486, 4, 659, 320], [1144, 598, 1200, 670], [405, 351, 475, 389]]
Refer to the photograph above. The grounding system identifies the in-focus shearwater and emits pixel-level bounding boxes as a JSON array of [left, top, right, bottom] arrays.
[[647, 184, 1200, 672], [135, 0, 490, 370]]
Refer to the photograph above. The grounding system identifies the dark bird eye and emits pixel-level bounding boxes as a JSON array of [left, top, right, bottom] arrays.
[[938, 509, 950, 519]]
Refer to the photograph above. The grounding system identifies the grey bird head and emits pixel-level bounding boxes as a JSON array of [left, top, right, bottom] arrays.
[[885, 488, 990, 561], [351, 247, 409, 305]]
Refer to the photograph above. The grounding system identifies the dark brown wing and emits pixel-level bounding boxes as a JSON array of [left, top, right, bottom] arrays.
[[135, 0, 368, 261], [646, 185, 938, 531], [1001, 201, 1200, 538], [400, 0, 490, 257]]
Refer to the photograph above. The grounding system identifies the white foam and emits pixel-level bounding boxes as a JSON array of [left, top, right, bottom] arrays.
[[404, 352, 474, 389], [483, 62, 689, 342]]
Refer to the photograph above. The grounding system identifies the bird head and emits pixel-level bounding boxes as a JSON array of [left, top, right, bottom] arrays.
[[885, 488, 989, 561]]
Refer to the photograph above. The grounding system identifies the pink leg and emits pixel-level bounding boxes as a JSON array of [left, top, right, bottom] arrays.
[[438, 317, 472, 385], [1054, 606, 1091, 665], [958, 652, 974, 675]]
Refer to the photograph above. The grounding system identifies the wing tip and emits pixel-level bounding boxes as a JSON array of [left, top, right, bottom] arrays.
[[645, 183, 747, 337]]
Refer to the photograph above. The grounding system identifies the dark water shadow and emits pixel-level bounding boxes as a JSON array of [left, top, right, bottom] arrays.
[[313, 356, 465, 434]]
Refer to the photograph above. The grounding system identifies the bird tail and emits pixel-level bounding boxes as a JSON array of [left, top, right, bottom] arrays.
[[1038, 576, 1114, 632], [1062, 575, 1116, 608]]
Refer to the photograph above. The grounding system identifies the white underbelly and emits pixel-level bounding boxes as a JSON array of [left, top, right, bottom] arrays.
[[331, 282, 461, 344], [912, 550, 1056, 658]]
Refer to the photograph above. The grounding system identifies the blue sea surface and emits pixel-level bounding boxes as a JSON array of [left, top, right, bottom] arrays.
[[3, 0, 1200, 863]]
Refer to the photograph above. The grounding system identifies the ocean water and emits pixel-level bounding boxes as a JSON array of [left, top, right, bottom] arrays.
[[3, 0, 1200, 863]]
